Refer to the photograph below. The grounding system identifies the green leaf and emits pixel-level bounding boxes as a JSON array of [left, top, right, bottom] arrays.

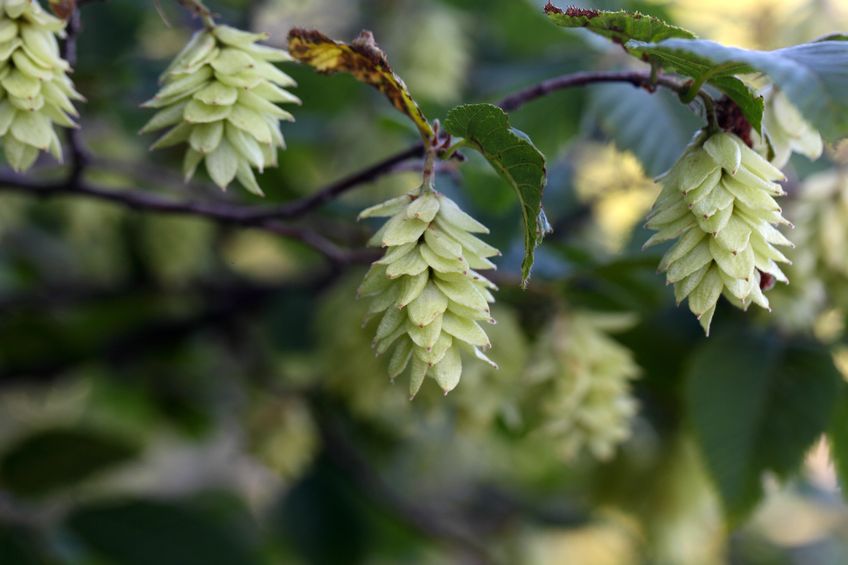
[[0, 427, 138, 497], [443, 103, 548, 286], [685, 330, 840, 522], [710, 76, 765, 134], [544, 5, 695, 46], [67, 499, 263, 565], [628, 38, 848, 139]]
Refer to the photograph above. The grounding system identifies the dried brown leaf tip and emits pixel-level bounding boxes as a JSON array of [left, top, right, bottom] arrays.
[[287, 28, 434, 141]]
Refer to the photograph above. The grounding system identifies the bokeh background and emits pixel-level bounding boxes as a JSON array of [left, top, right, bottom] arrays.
[[2, 0, 848, 563]]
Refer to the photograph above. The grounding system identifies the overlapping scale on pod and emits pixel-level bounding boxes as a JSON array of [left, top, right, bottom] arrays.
[[761, 86, 822, 168], [141, 24, 299, 194], [357, 189, 501, 397], [0, 0, 84, 171], [525, 311, 640, 462], [644, 131, 792, 334]]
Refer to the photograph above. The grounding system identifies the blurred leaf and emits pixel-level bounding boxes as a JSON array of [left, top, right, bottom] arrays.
[[587, 84, 700, 176], [828, 384, 848, 499], [685, 331, 841, 522], [545, 4, 695, 45], [628, 38, 848, 139], [444, 103, 549, 285], [0, 428, 138, 497], [288, 28, 434, 140], [275, 460, 370, 565], [0, 526, 44, 565], [67, 499, 263, 565]]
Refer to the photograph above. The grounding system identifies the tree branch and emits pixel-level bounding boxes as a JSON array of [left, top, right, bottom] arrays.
[[497, 69, 694, 112], [241, 143, 424, 221], [61, 5, 90, 182], [0, 171, 381, 264]]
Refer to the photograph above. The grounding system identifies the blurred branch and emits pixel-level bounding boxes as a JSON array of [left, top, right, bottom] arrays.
[[0, 171, 378, 264], [313, 405, 495, 564], [0, 270, 341, 383], [174, 0, 216, 27]]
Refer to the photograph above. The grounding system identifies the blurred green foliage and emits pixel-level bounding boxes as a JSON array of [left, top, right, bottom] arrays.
[[2, 1, 848, 564]]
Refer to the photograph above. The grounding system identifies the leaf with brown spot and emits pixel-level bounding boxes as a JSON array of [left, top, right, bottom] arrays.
[[287, 28, 434, 141], [545, 5, 695, 47]]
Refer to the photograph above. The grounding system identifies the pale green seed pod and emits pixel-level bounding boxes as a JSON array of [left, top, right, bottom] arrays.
[[0, 0, 83, 171], [761, 86, 823, 168], [358, 189, 500, 397], [645, 131, 792, 334], [141, 24, 299, 195], [526, 311, 640, 462]]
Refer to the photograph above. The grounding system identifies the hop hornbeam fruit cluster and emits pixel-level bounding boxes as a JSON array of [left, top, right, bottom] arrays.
[[0, 0, 83, 171], [774, 170, 848, 326], [357, 188, 500, 397], [793, 170, 848, 279], [141, 23, 299, 194], [526, 311, 639, 462], [762, 86, 823, 168], [645, 131, 792, 334]]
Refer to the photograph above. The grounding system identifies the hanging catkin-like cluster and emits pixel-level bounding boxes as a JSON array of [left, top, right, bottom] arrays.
[[526, 311, 640, 462], [761, 86, 823, 168], [772, 170, 848, 328], [141, 23, 299, 194], [645, 131, 792, 334], [357, 189, 500, 397], [0, 0, 83, 171]]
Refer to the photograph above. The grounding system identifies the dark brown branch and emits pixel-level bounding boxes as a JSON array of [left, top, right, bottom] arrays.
[[497, 69, 718, 128], [60, 5, 89, 181], [0, 172, 377, 264], [241, 143, 424, 221], [497, 70, 688, 112]]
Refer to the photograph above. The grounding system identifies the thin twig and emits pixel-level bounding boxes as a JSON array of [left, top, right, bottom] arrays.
[[60, 6, 90, 182], [174, 0, 216, 27], [0, 172, 376, 264], [497, 69, 699, 112], [241, 143, 424, 221]]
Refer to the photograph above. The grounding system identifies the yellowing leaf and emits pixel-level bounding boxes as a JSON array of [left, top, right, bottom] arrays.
[[287, 28, 434, 141]]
